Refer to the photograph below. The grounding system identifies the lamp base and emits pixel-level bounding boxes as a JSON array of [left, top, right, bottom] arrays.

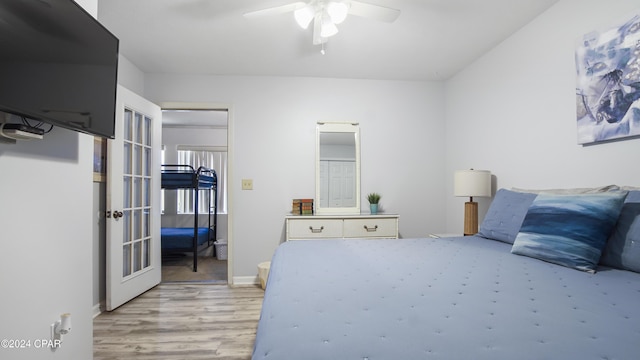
[[463, 201, 478, 236]]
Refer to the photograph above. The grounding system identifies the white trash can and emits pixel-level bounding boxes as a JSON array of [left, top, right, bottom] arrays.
[[214, 239, 228, 260], [258, 261, 271, 290]]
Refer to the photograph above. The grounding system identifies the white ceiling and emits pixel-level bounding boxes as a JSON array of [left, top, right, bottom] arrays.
[[98, 0, 559, 82]]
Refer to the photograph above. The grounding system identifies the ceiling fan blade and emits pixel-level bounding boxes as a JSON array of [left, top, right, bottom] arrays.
[[243, 1, 306, 19], [348, 1, 400, 22]]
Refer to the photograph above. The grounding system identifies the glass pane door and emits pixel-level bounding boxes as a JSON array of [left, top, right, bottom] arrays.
[[106, 85, 161, 311], [122, 109, 153, 278]]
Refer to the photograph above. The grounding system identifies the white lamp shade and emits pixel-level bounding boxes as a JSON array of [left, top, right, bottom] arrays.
[[327, 2, 349, 24], [454, 169, 491, 197], [294, 5, 315, 29], [320, 15, 339, 37]]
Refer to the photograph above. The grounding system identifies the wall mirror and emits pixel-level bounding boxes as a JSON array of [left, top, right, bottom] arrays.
[[316, 122, 360, 215]]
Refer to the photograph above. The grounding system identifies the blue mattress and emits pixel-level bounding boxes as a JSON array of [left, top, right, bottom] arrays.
[[253, 237, 640, 359], [161, 227, 210, 250]]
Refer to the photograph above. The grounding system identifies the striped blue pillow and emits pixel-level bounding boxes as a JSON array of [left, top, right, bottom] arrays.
[[511, 191, 628, 273]]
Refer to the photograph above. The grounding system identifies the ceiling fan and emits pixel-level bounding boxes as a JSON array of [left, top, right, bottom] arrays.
[[244, 1, 400, 49]]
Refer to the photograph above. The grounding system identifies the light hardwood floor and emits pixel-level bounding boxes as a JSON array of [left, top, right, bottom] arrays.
[[94, 284, 264, 360], [161, 252, 228, 283]]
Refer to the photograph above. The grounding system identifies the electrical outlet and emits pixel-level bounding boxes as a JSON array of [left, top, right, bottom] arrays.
[[242, 179, 253, 190]]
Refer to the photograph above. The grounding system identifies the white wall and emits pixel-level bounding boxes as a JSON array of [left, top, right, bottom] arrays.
[[444, 0, 640, 232], [117, 55, 145, 95], [0, 129, 94, 360], [144, 75, 446, 281], [162, 127, 227, 150], [0, 6, 96, 360]]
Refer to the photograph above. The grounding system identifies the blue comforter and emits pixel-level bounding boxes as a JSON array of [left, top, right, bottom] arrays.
[[161, 227, 210, 250], [253, 237, 640, 359]]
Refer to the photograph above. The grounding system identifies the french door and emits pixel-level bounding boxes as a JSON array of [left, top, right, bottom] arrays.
[[106, 85, 162, 311]]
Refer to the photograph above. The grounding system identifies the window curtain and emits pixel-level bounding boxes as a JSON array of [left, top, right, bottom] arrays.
[[176, 147, 227, 214]]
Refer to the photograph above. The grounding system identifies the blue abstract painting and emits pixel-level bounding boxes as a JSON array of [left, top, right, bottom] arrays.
[[576, 13, 640, 144]]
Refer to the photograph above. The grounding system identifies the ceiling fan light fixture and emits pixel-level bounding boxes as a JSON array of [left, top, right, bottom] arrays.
[[245, 0, 400, 50], [327, 2, 349, 24], [294, 5, 315, 29], [320, 16, 339, 38]]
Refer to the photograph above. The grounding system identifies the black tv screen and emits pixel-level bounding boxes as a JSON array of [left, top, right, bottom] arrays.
[[0, 0, 119, 139]]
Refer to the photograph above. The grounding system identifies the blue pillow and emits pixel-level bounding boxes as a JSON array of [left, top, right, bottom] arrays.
[[600, 191, 640, 272], [511, 191, 628, 273], [477, 189, 537, 244]]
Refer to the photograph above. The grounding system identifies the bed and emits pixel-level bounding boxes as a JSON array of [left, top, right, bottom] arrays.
[[253, 186, 640, 359], [161, 164, 218, 272]]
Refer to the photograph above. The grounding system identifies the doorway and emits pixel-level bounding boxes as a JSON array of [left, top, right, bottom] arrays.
[[160, 108, 229, 283]]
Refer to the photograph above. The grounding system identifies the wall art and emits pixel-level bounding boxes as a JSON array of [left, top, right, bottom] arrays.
[[576, 13, 640, 144]]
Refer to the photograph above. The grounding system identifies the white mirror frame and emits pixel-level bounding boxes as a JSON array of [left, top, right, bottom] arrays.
[[315, 122, 361, 215]]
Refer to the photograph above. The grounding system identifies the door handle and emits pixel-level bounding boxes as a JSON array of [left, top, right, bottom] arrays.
[[107, 210, 124, 219]]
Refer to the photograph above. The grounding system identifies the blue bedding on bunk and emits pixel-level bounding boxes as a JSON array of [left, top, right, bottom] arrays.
[[161, 172, 215, 189], [253, 237, 640, 360], [161, 227, 210, 250]]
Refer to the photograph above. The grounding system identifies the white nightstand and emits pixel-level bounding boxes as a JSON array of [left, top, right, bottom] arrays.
[[285, 214, 399, 241]]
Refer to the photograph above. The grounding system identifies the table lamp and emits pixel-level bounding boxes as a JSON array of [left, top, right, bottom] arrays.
[[454, 169, 491, 236]]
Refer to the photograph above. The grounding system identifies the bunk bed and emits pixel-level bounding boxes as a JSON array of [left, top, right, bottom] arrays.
[[161, 164, 218, 272]]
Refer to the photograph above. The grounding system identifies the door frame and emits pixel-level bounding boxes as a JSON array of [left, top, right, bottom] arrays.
[[160, 102, 234, 285]]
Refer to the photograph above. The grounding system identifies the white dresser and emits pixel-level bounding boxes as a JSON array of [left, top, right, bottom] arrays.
[[285, 214, 399, 241]]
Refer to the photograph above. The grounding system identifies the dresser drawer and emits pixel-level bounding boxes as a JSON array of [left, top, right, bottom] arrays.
[[343, 218, 398, 238], [287, 219, 343, 239]]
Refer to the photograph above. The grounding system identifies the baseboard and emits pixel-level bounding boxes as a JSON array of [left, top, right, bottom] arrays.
[[92, 302, 104, 318], [232, 275, 259, 286]]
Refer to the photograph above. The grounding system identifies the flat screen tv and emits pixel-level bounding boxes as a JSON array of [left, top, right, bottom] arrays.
[[0, 0, 119, 139]]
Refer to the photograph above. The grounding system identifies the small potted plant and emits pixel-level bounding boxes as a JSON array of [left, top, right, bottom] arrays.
[[367, 192, 381, 214]]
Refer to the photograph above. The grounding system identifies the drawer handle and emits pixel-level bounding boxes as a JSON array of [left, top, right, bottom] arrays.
[[309, 226, 324, 233], [364, 225, 378, 232]]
